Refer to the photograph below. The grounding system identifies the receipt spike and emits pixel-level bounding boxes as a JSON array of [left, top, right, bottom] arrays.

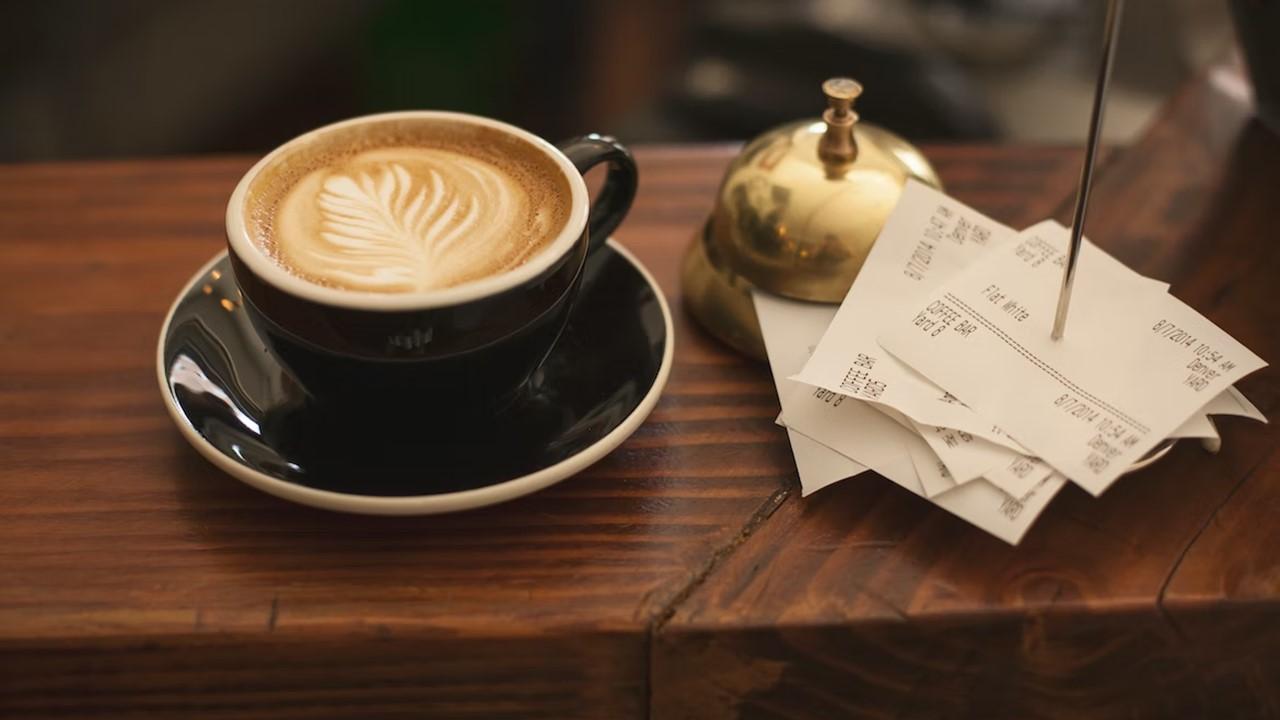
[[1052, 0, 1124, 341]]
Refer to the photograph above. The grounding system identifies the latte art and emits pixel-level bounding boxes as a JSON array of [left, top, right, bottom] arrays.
[[318, 162, 502, 280], [243, 116, 574, 295], [273, 147, 558, 293]]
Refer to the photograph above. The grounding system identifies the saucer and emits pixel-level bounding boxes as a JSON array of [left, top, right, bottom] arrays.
[[157, 240, 673, 514]]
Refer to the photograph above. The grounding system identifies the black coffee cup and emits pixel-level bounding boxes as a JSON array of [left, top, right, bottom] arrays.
[[224, 112, 637, 417]]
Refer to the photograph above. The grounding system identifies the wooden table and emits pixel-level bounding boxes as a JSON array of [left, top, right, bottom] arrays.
[[2, 67, 1277, 718]]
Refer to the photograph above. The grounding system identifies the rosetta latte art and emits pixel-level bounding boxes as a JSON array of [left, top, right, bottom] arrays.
[[273, 148, 551, 292]]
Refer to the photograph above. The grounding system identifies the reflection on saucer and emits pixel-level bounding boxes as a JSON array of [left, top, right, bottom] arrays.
[[157, 241, 673, 513]]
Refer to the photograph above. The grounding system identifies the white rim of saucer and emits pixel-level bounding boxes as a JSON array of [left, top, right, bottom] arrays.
[[225, 110, 591, 312], [155, 239, 674, 515]]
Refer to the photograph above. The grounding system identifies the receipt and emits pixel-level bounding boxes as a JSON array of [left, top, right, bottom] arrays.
[[792, 183, 1165, 459], [753, 293, 868, 495], [792, 181, 1017, 438], [1150, 385, 1266, 441], [930, 472, 1065, 545], [1163, 385, 1267, 443], [983, 456, 1054, 498], [780, 382, 909, 475], [905, 439, 957, 497], [878, 223, 1267, 495], [788, 430, 865, 496], [1168, 412, 1218, 440], [1205, 386, 1267, 422], [779, 380, 1065, 544], [910, 419, 1023, 484], [753, 300, 1067, 544]]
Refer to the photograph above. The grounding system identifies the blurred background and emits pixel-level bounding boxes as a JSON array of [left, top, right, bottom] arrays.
[[0, 0, 1238, 162]]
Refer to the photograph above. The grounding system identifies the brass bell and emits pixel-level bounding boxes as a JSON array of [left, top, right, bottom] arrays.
[[683, 77, 944, 360]]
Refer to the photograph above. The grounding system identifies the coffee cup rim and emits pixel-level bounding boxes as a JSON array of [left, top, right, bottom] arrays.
[[225, 110, 590, 311]]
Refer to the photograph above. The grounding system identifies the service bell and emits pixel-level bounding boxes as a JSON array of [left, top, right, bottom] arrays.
[[682, 77, 943, 359]]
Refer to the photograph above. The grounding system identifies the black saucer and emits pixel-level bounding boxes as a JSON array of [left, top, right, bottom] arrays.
[[157, 240, 672, 514]]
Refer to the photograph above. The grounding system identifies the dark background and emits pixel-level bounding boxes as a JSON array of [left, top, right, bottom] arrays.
[[1, 0, 1235, 162]]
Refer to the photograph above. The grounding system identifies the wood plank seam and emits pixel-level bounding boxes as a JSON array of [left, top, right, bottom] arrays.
[[1155, 451, 1268, 641], [644, 486, 791, 715]]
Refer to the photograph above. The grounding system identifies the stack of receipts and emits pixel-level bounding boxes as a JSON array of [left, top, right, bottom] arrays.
[[758, 181, 1267, 544]]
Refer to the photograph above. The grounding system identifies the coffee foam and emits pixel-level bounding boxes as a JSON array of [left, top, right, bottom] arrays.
[[244, 119, 572, 294]]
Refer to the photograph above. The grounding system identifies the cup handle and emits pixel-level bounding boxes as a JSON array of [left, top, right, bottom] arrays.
[[557, 134, 638, 253]]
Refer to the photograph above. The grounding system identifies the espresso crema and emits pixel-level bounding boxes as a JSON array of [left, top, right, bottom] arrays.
[[244, 119, 573, 293]]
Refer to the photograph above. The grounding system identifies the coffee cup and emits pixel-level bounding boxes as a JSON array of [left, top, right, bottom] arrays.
[[224, 111, 637, 416]]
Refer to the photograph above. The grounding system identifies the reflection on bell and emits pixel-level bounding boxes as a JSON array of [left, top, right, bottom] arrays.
[[681, 220, 766, 360], [683, 76, 944, 359]]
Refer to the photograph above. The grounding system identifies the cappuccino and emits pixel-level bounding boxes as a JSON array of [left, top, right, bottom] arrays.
[[244, 118, 572, 293]]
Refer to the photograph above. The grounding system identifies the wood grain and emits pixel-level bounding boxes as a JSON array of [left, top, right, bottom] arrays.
[[654, 71, 1280, 718], [0, 142, 1093, 718], [0, 148, 780, 719]]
